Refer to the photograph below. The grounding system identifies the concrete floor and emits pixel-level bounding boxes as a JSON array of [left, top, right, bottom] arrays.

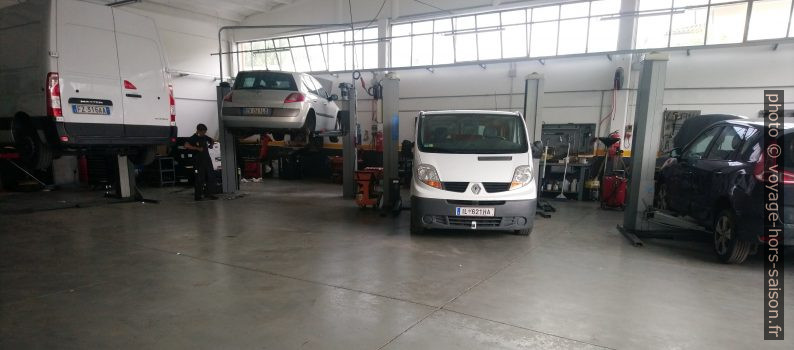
[[1, 180, 792, 349]]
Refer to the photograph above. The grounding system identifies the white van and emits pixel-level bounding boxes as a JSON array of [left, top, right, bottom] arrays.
[[0, 0, 176, 169], [411, 110, 537, 235]]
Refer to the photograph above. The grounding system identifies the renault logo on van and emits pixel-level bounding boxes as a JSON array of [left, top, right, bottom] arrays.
[[471, 183, 481, 195]]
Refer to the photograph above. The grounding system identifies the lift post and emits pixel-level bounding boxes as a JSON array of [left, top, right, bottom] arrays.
[[523, 73, 554, 216], [338, 82, 358, 198], [217, 84, 238, 194], [116, 154, 136, 198], [381, 73, 400, 211], [619, 53, 669, 242]]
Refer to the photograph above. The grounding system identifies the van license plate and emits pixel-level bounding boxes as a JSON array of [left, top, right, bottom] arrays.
[[72, 105, 110, 115], [456, 207, 494, 217], [242, 107, 271, 116]]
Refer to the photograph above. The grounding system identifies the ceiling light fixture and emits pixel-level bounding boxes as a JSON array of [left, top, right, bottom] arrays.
[[107, 0, 141, 7]]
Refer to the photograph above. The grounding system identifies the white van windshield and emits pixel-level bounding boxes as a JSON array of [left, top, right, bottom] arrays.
[[417, 114, 528, 154]]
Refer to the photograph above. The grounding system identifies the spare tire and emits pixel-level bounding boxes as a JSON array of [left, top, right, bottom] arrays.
[[131, 145, 157, 166], [17, 132, 52, 170]]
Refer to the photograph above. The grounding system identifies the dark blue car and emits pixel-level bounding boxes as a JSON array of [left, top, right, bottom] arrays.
[[657, 118, 794, 264]]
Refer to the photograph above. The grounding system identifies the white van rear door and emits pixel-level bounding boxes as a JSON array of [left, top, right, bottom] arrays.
[[57, 0, 124, 137], [112, 9, 170, 139]]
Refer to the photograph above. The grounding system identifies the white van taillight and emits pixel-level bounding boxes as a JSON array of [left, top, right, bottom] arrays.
[[284, 92, 305, 103], [46, 72, 62, 119], [223, 92, 233, 102], [168, 84, 176, 126]]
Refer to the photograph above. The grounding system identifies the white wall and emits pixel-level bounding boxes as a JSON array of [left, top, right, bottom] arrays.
[[124, 6, 237, 139]]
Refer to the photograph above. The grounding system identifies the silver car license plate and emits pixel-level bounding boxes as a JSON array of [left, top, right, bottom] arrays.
[[455, 207, 495, 217], [242, 107, 271, 116], [72, 105, 111, 115]]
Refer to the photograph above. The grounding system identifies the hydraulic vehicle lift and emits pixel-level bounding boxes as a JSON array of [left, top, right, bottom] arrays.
[[616, 53, 707, 246]]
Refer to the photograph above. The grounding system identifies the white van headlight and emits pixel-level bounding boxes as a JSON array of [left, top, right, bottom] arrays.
[[416, 164, 442, 189], [510, 165, 533, 190]]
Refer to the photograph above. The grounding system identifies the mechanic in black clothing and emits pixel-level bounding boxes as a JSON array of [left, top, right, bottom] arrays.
[[184, 124, 218, 201]]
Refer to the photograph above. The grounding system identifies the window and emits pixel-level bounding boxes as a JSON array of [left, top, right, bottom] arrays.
[[706, 2, 749, 44], [412, 20, 433, 66], [290, 37, 311, 72], [530, 6, 560, 57], [454, 16, 478, 62], [707, 126, 747, 160], [391, 23, 411, 67], [670, 0, 708, 47], [632, 0, 792, 49], [788, 6, 794, 37], [477, 13, 502, 60], [636, 14, 671, 49], [433, 19, 454, 64], [305, 35, 327, 71], [501, 10, 527, 58], [237, 27, 376, 74], [234, 71, 297, 91], [388, 0, 622, 67], [683, 127, 722, 160], [588, 0, 621, 52], [739, 127, 762, 162], [309, 76, 328, 97], [417, 113, 528, 154], [236, 1, 791, 73], [748, 0, 792, 40]]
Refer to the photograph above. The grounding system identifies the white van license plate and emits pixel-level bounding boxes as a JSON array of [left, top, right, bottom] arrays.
[[242, 107, 271, 116], [72, 105, 110, 115], [456, 207, 495, 217]]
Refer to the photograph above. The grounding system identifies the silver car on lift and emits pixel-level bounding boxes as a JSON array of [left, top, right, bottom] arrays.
[[221, 71, 341, 146]]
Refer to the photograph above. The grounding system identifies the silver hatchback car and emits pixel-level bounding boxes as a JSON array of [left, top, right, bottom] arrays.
[[222, 71, 341, 144]]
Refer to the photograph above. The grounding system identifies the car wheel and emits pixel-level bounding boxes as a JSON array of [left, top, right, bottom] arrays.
[[656, 183, 670, 211], [410, 209, 425, 235], [17, 132, 52, 170], [713, 208, 753, 264], [272, 132, 285, 142], [329, 114, 341, 143], [302, 112, 316, 138], [131, 145, 157, 166]]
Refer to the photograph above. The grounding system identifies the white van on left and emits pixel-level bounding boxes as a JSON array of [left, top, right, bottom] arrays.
[[0, 0, 176, 170]]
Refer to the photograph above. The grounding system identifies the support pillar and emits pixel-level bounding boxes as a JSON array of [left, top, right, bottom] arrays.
[[623, 53, 669, 232]]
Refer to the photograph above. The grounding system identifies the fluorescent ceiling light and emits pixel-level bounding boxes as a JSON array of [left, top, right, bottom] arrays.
[[107, 0, 141, 7], [601, 9, 685, 21], [443, 27, 505, 36]]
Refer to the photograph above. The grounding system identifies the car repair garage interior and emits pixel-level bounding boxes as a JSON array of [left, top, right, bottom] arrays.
[[1, 0, 793, 348]]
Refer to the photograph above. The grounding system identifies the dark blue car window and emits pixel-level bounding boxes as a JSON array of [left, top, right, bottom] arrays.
[[683, 127, 722, 160], [707, 126, 748, 160], [738, 127, 762, 162]]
